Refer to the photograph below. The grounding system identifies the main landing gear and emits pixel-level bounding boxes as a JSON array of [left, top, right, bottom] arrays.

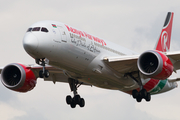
[[66, 78, 85, 108], [132, 89, 151, 102], [36, 58, 50, 78], [126, 72, 151, 102]]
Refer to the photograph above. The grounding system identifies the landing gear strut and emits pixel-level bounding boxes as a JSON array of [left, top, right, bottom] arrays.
[[36, 58, 50, 78], [126, 72, 151, 102], [66, 78, 85, 108]]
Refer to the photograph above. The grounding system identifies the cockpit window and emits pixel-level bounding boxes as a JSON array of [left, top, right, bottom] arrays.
[[26, 27, 49, 33], [32, 27, 40, 31], [41, 27, 49, 32], [27, 28, 32, 32]]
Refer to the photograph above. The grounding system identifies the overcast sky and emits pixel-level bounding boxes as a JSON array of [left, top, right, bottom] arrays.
[[1, 0, 180, 120]]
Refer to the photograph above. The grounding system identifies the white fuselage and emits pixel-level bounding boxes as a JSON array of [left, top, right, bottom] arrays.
[[23, 20, 176, 93]]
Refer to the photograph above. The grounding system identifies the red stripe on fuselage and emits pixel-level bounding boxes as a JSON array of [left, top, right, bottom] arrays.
[[143, 79, 159, 91]]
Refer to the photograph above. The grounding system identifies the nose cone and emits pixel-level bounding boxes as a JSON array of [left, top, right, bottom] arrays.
[[23, 33, 38, 53]]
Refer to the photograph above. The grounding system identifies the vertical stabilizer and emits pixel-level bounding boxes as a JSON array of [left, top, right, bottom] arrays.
[[155, 12, 174, 52]]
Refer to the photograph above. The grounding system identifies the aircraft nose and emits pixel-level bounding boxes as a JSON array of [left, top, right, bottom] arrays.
[[23, 33, 38, 52]]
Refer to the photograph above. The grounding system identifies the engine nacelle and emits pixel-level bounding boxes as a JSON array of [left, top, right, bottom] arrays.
[[137, 50, 173, 80], [1, 63, 37, 92]]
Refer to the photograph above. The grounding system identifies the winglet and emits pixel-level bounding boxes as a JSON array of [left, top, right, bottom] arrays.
[[155, 12, 174, 52]]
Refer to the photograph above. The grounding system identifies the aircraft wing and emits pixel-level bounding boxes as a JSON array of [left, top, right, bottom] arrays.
[[103, 55, 139, 74], [165, 51, 180, 70], [29, 65, 69, 84], [0, 64, 90, 85], [103, 51, 180, 75]]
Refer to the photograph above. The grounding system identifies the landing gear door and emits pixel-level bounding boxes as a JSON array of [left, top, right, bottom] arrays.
[[58, 26, 67, 42]]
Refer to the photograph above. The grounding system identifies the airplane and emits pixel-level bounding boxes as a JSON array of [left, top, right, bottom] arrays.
[[1, 12, 179, 108]]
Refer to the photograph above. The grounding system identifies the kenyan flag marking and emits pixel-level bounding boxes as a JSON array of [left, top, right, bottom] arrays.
[[149, 79, 167, 94], [52, 24, 57, 28]]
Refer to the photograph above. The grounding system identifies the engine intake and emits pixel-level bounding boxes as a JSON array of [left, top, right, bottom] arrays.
[[1, 63, 37, 92], [138, 50, 173, 80]]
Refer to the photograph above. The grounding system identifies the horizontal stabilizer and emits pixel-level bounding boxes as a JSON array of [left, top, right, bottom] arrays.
[[168, 78, 180, 82]]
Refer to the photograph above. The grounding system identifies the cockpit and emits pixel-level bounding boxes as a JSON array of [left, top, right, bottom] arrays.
[[27, 27, 49, 33]]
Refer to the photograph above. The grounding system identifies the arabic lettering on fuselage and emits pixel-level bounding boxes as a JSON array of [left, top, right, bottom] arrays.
[[71, 38, 86, 47], [65, 24, 106, 46]]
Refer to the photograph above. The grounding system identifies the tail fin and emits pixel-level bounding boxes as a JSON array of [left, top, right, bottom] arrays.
[[155, 12, 174, 52]]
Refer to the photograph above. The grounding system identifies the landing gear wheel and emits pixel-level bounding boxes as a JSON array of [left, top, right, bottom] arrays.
[[44, 70, 50, 78], [132, 89, 151, 102], [39, 70, 49, 78], [74, 95, 81, 104], [141, 89, 147, 98], [79, 98, 85, 107], [145, 93, 151, 102], [36, 58, 49, 78], [39, 70, 44, 78], [66, 95, 72, 105], [66, 95, 85, 108], [70, 101, 76, 108], [132, 89, 138, 99], [136, 93, 142, 102]]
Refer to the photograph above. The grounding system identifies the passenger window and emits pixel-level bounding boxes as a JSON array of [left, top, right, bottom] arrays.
[[32, 27, 40, 31], [41, 27, 49, 32], [27, 28, 32, 32]]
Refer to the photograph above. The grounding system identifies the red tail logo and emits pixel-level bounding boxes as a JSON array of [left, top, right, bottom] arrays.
[[161, 31, 168, 52], [155, 12, 174, 52]]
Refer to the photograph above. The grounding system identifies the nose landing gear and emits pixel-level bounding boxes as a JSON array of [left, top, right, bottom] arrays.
[[36, 58, 50, 78], [66, 78, 85, 108]]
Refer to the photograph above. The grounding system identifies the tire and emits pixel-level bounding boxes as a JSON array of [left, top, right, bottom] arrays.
[[145, 93, 151, 102], [141, 89, 147, 98], [70, 100, 76, 108], [66, 95, 72, 105], [136, 93, 142, 102], [44, 70, 50, 78], [79, 98, 85, 107], [39, 70, 44, 78], [74, 95, 81, 104], [132, 89, 138, 99]]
